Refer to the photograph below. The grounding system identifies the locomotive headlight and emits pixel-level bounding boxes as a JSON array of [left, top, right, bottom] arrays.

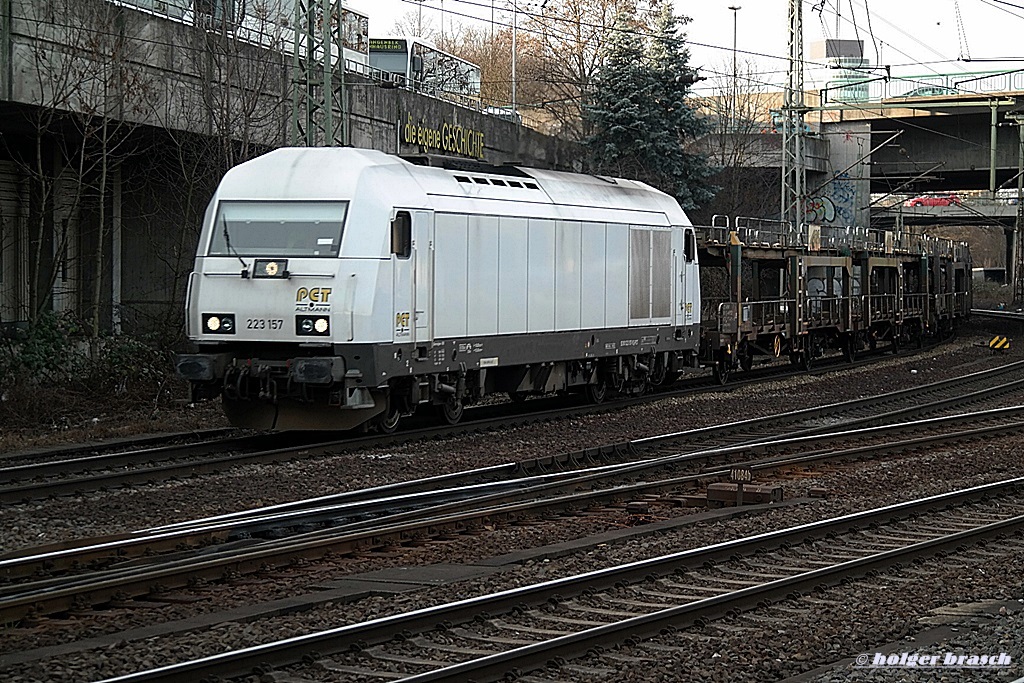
[[202, 313, 236, 335], [296, 315, 330, 336]]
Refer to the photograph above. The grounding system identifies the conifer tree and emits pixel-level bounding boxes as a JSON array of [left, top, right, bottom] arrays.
[[585, 5, 716, 209]]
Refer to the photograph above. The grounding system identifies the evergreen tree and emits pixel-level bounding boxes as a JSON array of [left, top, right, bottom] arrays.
[[585, 5, 717, 210]]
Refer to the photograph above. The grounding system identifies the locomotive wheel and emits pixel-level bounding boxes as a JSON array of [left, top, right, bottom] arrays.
[[439, 398, 464, 425], [650, 358, 668, 386], [375, 405, 402, 434], [585, 380, 608, 404]]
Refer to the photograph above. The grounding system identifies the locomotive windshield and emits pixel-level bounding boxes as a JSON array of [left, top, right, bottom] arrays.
[[208, 201, 348, 257]]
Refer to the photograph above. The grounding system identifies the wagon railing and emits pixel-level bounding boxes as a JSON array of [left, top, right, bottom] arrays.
[[866, 294, 899, 321], [804, 296, 847, 327], [739, 299, 793, 331], [903, 293, 927, 318]]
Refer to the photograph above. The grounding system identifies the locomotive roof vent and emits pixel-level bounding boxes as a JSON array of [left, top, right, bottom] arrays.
[[402, 154, 536, 177], [453, 174, 540, 190]]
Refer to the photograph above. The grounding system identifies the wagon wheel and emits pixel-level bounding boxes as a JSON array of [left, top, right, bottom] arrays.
[[439, 398, 464, 425], [739, 342, 753, 372], [842, 334, 857, 363], [713, 353, 731, 385], [797, 344, 812, 371]]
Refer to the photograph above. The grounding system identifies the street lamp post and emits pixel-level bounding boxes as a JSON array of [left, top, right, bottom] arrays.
[[728, 5, 740, 132], [511, 0, 517, 123]]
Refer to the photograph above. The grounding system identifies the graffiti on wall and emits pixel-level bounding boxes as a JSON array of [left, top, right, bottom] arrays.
[[804, 172, 857, 225]]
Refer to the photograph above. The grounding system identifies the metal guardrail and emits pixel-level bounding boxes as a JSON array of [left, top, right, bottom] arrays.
[[696, 219, 970, 259]]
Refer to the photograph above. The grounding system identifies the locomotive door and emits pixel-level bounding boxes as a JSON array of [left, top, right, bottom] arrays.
[[391, 209, 433, 344], [679, 227, 699, 327]]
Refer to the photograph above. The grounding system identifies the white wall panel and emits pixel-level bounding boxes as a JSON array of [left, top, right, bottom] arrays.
[[433, 213, 468, 338], [498, 216, 528, 334], [580, 222, 606, 329], [554, 220, 582, 330], [605, 223, 629, 327], [527, 218, 556, 332], [467, 214, 499, 335]]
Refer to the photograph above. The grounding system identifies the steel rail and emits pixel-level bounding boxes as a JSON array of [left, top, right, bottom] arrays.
[[399, 512, 1024, 682], [143, 362, 1024, 537], [94, 477, 1024, 683], [971, 308, 1024, 321], [4, 392, 1021, 581], [0, 343, 986, 503], [3, 406, 1023, 622]]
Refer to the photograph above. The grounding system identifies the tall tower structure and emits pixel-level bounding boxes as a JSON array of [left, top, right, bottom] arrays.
[[291, 0, 347, 146], [781, 0, 806, 228]]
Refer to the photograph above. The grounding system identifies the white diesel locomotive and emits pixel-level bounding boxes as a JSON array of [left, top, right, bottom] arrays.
[[176, 148, 703, 430]]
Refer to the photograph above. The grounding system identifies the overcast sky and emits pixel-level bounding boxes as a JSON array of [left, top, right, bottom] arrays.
[[344, 0, 1024, 96]]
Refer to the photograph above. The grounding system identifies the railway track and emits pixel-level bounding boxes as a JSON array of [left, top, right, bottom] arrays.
[[95, 478, 1024, 683], [0, 347, 1013, 504], [3, 390, 1023, 623]]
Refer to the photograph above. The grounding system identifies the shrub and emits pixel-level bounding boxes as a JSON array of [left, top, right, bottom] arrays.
[[0, 313, 186, 429]]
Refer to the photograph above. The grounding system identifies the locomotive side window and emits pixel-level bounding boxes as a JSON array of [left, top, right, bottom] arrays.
[[209, 201, 346, 257], [684, 230, 696, 262], [392, 211, 412, 259]]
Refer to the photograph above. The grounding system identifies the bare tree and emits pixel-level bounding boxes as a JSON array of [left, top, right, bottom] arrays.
[[691, 59, 781, 221], [4, 0, 157, 333], [520, 0, 657, 140], [68, 3, 158, 339], [131, 1, 288, 338], [391, 8, 439, 41], [447, 24, 545, 110]]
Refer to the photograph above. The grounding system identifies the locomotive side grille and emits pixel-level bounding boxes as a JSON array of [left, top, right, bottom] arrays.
[[629, 229, 651, 319], [652, 231, 672, 319]]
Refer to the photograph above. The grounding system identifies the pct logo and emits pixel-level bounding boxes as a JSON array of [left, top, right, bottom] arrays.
[[296, 287, 332, 312]]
